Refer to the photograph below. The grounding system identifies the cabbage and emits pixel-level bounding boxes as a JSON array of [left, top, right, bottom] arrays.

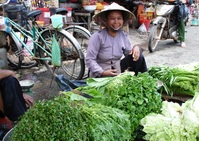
[[190, 93, 199, 115], [181, 110, 199, 135], [140, 93, 199, 141], [161, 101, 182, 118]]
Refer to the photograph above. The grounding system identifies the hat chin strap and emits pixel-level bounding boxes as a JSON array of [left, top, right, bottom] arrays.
[[99, 19, 128, 33], [108, 26, 122, 33]]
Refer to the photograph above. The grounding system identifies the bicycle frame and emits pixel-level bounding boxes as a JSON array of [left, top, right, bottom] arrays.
[[4, 16, 84, 60], [5, 17, 53, 61], [0, 1, 86, 80]]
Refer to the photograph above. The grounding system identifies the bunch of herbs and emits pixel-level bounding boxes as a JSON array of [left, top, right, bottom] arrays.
[[11, 95, 131, 141], [76, 72, 162, 140]]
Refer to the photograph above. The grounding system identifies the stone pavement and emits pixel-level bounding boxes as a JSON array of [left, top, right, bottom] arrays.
[[128, 28, 149, 50]]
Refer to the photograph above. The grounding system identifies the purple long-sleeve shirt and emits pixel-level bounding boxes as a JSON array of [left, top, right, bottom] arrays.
[[86, 28, 132, 77]]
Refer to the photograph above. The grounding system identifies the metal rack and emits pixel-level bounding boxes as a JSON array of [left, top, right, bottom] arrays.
[[73, 10, 92, 31]]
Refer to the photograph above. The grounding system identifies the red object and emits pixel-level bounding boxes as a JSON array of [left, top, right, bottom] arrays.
[[36, 8, 51, 25], [0, 117, 12, 130], [139, 18, 150, 31], [68, 0, 78, 2], [67, 7, 73, 11], [137, 4, 145, 17], [63, 7, 73, 23]]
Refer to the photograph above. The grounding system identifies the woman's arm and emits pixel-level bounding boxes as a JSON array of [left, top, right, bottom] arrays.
[[86, 32, 104, 77], [0, 70, 16, 80], [123, 32, 141, 61]]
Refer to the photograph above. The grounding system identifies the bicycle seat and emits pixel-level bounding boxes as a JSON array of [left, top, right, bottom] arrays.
[[5, 4, 25, 13], [55, 8, 68, 15], [27, 10, 42, 19]]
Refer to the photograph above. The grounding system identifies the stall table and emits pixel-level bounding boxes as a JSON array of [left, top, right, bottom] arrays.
[[162, 93, 193, 103], [73, 10, 93, 31]]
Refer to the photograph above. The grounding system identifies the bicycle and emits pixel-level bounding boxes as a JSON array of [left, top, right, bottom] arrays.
[[65, 24, 91, 78], [39, 7, 91, 55], [32, 7, 92, 79], [51, 7, 91, 78], [1, 0, 85, 80]]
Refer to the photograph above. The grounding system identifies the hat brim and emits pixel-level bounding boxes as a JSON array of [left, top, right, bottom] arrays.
[[93, 2, 136, 26]]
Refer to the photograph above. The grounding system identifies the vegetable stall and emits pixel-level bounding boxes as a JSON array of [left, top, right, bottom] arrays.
[[5, 62, 199, 141]]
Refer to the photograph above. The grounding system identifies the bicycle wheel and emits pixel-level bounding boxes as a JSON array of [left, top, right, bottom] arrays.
[[7, 33, 38, 69], [65, 25, 91, 78], [38, 29, 85, 80]]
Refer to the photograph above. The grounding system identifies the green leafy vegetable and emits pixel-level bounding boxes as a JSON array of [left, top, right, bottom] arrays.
[[11, 95, 131, 141], [75, 72, 162, 140], [148, 65, 199, 96]]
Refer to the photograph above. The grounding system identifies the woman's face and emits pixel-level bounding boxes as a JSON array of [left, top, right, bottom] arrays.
[[106, 11, 124, 31]]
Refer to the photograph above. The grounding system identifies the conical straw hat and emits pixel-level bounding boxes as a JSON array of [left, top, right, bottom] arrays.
[[93, 2, 136, 26]]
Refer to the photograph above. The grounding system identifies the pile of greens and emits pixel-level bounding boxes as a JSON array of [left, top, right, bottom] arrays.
[[11, 96, 131, 141], [11, 72, 162, 140], [148, 65, 199, 96], [140, 92, 199, 141], [75, 72, 162, 140]]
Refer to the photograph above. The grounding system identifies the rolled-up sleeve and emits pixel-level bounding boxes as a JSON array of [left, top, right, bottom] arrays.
[[123, 33, 132, 56]]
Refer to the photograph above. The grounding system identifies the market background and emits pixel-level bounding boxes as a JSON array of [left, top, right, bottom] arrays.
[[0, 0, 199, 140], [14, 24, 199, 102], [1, 0, 199, 101]]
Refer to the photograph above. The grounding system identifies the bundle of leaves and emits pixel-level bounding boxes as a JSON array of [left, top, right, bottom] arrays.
[[81, 103, 131, 141], [11, 95, 131, 141], [148, 65, 199, 96], [75, 72, 162, 140]]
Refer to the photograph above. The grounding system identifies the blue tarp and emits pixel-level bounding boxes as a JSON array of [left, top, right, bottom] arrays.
[[55, 75, 87, 91]]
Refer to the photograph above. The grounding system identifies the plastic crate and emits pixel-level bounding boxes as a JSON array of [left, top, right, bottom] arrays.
[[36, 8, 51, 25], [191, 19, 199, 26]]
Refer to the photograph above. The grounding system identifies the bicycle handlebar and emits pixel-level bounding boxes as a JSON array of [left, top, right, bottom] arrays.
[[0, 0, 11, 7]]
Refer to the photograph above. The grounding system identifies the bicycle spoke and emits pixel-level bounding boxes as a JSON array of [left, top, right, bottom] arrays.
[[39, 29, 85, 80]]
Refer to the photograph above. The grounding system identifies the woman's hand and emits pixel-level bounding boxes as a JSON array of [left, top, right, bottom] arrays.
[[23, 94, 34, 108], [102, 69, 119, 77], [130, 45, 140, 61]]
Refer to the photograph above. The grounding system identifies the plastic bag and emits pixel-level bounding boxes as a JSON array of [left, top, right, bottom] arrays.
[[138, 23, 147, 33], [51, 34, 61, 66], [55, 75, 87, 91]]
